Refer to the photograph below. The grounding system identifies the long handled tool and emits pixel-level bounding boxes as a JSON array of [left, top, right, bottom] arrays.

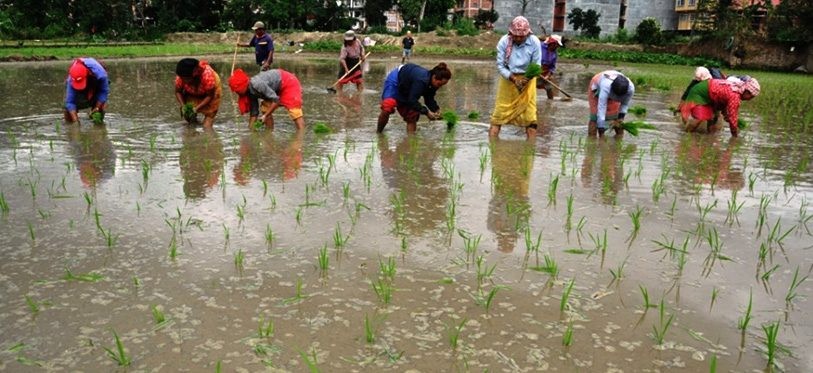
[[538, 74, 573, 101], [327, 51, 371, 93], [230, 34, 240, 75]]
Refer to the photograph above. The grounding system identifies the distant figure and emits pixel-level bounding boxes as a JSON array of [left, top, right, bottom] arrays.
[[238, 21, 274, 71], [680, 76, 760, 137], [537, 34, 562, 100], [402, 31, 415, 64], [337, 30, 366, 92], [174, 58, 222, 128], [376, 63, 452, 133], [64, 57, 109, 123], [490, 16, 542, 140], [587, 70, 635, 138], [363, 36, 376, 47], [228, 68, 305, 131]]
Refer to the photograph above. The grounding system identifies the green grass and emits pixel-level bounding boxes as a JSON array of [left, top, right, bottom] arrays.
[[103, 330, 131, 367]]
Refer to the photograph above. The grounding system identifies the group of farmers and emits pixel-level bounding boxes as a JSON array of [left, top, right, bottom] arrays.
[[63, 16, 760, 139]]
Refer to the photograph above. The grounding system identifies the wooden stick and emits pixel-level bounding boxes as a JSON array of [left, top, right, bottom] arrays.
[[327, 51, 371, 92], [538, 74, 573, 99], [230, 33, 240, 75]]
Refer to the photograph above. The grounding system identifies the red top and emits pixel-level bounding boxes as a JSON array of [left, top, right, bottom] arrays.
[[175, 61, 217, 96], [708, 79, 742, 127]]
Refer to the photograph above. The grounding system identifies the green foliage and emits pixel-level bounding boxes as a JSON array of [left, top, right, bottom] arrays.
[[453, 18, 479, 36], [313, 122, 332, 134], [621, 121, 657, 136], [442, 111, 459, 130], [182, 103, 196, 122], [474, 9, 499, 29], [568, 8, 601, 38], [467, 111, 480, 120], [766, 0, 813, 43], [558, 48, 721, 66], [90, 111, 104, 125], [302, 39, 343, 52], [635, 18, 663, 46]]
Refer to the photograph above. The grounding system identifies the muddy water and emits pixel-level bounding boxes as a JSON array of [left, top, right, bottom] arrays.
[[0, 57, 811, 371]]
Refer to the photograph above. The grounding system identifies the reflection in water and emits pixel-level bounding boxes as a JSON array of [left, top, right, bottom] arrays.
[[66, 123, 116, 188], [332, 90, 364, 128], [179, 126, 224, 199], [487, 139, 535, 253], [580, 138, 634, 205], [233, 130, 303, 185], [378, 135, 448, 236], [674, 135, 744, 191]]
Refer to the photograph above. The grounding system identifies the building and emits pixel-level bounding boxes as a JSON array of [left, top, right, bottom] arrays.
[[493, 0, 677, 36], [454, 0, 494, 18], [385, 8, 405, 32], [339, 0, 366, 30]]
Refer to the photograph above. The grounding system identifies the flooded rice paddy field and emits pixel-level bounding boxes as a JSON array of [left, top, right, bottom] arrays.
[[0, 57, 812, 371]]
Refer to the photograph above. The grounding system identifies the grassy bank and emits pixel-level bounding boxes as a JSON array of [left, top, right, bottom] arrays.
[[1, 39, 720, 67]]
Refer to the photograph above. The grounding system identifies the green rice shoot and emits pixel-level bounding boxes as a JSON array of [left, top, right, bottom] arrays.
[[621, 121, 657, 136], [524, 63, 542, 79], [182, 103, 196, 121], [441, 110, 459, 130], [90, 111, 104, 125], [313, 122, 332, 134]]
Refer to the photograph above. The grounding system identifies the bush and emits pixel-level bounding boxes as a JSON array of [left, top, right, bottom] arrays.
[[635, 18, 663, 45], [610, 28, 631, 43], [454, 18, 479, 36], [367, 25, 389, 35]]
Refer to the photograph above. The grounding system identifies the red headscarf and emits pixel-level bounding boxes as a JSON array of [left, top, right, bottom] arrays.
[[228, 69, 251, 114]]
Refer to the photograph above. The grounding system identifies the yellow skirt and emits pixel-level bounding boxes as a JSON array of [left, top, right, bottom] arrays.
[[490, 75, 537, 127]]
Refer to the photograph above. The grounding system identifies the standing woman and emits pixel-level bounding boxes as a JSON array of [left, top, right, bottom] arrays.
[[489, 16, 542, 140], [64, 57, 110, 123], [336, 30, 366, 92], [376, 63, 452, 133], [680, 76, 760, 137], [587, 70, 635, 138], [175, 58, 222, 128], [537, 34, 562, 100]]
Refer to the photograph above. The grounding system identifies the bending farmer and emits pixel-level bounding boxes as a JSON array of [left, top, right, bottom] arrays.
[[377, 63, 452, 134]]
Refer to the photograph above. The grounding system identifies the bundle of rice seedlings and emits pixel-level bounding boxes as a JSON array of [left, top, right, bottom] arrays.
[[620, 121, 656, 136], [467, 111, 480, 120], [737, 118, 749, 130], [442, 110, 459, 131], [182, 103, 196, 121], [90, 111, 104, 125], [252, 120, 264, 130], [524, 63, 542, 79], [313, 122, 332, 134]]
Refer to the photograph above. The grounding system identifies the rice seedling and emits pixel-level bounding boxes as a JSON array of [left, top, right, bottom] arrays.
[[103, 330, 131, 367], [298, 348, 320, 373], [547, 174, 559, 206], [697, 199, 717, 223], [168, 235, 179, 260], [457, 230, 481, 261], [565, 194, 574, 232], [651, 172, 667, 202], [628, 205, 643, 241], [523, 229, 542, 265], [756, 194, 772, 236], [639, 285, 657, 310], [317, 245, 329, 274], [784, 266, 810, 307], [363, 313, 385, 344], [24, 295, 40, 315], [737, 289, 753, 332], [608, 257, 628, 287], [27, 222, 35, 242], [371, 279, 394, 304], [562, 322, 574, 346], [766, 218, 793, 250], [148, 133, 158, 151], [62, 268, 104, 282], [234, 249, 245, 271], [475, 255, 497, 286], [797, 198, 812, 235], [587, 229, 608, 263], [140, 160, 150, 183], [467, 111, 480, 120], [102, 228, 118, 249], [702, 227, 732, 277], [282, 278, 307, 305], [258, 315, 275, 338], [575, 217, 587, 242], [295, 207, 303, 226], [264, 224, 275, 247], [151, 304, 166, 325], [560, 278, 575, 312], [215, 360, 222, 373], [760, 264, 780, 288], [761, 321, 781, 371], [447, 318, 468, 352], [651, 298, 674, 345], [332, 223, 349, 250], [379, 256, 397, 282], [269, 194, 277, 210], [709, 354, 717, 373], [313, 121, 332, 134], [748, 172, 758, 195], [529, 254, 559, 280]]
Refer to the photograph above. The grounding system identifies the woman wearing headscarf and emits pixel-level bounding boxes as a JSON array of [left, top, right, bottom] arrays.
[[680, 76, 760, 137], [174, 58, 222, 128], [537, 34, 563, 100], [489, 16, 542, 140], [588, 70, 635, 138], [337, 30, 366, 92], [228, 68, 305, 131]]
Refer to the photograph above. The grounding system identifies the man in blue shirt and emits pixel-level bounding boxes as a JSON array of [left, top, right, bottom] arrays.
[[239, 21, 274, 71], [64, 57, 110, 123], [376, 63, 452, 133]]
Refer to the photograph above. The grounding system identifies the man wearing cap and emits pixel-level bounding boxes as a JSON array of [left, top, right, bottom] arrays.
[[489, 16, 542, 140], [238, 21, 274, 71], [64, 57, 109, 123], [537, 34, 562, 100], [588, 70, 635, 138], [401, 31, 414, 64], [337, 30, 365, 92]]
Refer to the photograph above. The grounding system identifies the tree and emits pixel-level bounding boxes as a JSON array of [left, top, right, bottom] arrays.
[[474, 9, 499, 29], [766, 0, 813, 43], [635, 17, 662, 45], [365, 0, 393, 27], [568, 8, 601, 38]]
